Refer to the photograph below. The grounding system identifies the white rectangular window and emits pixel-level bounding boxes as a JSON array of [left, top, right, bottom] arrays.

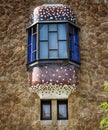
[[41, 100, 51, 120], [57, 100, 68, 120]]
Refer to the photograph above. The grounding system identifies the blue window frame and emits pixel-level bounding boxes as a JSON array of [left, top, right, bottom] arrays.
[[69, 26, 80, 63], [27, 25, 37, 63]]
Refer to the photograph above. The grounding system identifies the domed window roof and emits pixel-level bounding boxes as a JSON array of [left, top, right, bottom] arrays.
[[31, 4, 76, 24]]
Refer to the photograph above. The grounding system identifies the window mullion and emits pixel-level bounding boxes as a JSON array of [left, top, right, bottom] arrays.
[[67, 23, 70, 59], [31, 25, 37, 62], [48, 31, 57, 33], [57, 24, 59, 58], [31, 27, 33, 61], [48, 24, 50, 59], [37, 24, 39, 60]]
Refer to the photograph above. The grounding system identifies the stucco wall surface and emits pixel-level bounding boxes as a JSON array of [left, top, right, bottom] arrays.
[[0, 0, 108, 130]]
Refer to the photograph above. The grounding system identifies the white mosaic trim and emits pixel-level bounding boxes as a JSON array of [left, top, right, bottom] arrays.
[[28, 83, 77, 99]]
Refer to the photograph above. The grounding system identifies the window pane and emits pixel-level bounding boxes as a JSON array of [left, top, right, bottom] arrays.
[[28, 46, 31, 63], [59, 104, 67, 118], [57, 100, 68, 120], [42, 104, 50, 119], [75, 45, 80, 63], [70, 51, 73, 61], [69, 31, 80, 63], [32, 35, 36, 51], [49, 51, 58, 59], [40, 24, 48, 40], [49, 33, 57, 49], [41, 100, 51, 120], [40, 42, 48, 59], [28, 28, 31, 45], [58, 24, 66, 40], [70, 45, 75, 61], [59, 41, 67, 58], [32, 52, 36, 61], [74, 29, 79, 45], [70, 46, 80, 63], [49, 24, 57, 31], [70, 34, 74, 51]]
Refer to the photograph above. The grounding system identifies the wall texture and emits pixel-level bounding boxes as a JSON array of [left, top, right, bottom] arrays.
[[0, 0, 108, 130]]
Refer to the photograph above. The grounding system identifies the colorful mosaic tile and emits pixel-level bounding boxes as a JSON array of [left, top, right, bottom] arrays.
[[30, 4, 76, 24], [29, 64, 78, 86]]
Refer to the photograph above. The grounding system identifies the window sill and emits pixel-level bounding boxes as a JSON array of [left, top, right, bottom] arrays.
[[40, 120, 68, 124], [27, 59, 80, 70]]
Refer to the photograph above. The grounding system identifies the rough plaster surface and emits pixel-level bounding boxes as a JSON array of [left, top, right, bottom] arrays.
[[0, 0, 108, 130]]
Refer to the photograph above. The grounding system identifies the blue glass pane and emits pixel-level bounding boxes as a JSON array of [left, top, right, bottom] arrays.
[[49, 33, 57, 49], [28, 29, 31, 45], [75, 46, 80, 62], [32, 52, 36, 61], [70, 46, 80, 63], [70, 42, 76, 61], [32, 35, 36, 51], [69, 28, 80, 63], [70, 35, 74, 51], [40, 42, 48, 59], [72, 51, 76, 61], [49, 51, 58, 59], [28, 46, 31, 63], [58, 24, 66, 40], [59, 41, 67, 58], [74, 28, 79, 45], [70, 52, 73, 60], [40, 24, 48, 40], [49, 24, 57, 31]]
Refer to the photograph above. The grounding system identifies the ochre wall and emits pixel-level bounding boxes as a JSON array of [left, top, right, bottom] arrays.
[[0, 0, 108, 130]]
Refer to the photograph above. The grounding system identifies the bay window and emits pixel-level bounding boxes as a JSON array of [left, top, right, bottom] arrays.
[[27, 22, 80, 67]]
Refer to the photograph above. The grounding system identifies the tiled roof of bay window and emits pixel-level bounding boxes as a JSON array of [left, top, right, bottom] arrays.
[[30, 4, 76, 24]]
